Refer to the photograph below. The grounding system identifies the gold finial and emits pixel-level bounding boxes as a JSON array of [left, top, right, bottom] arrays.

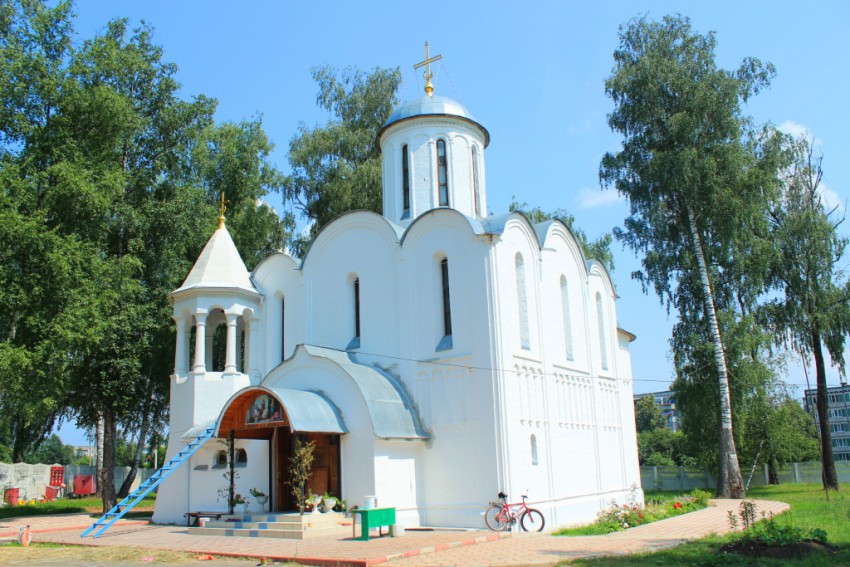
[[413, 41, 442, 97], [218, 192, 227, 229]]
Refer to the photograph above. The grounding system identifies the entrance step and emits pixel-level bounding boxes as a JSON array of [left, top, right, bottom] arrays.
[[188, 511, 353, 540]]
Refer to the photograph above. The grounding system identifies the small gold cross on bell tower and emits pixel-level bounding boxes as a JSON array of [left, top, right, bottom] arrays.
[[218, 192, 228, 229], [414, 41, 442, 97]]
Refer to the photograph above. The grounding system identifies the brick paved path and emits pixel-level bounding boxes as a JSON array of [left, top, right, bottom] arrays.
[[3, 499, 789, 566]]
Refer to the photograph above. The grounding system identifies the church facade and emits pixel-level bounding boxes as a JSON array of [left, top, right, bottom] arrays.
[[153, 82, 642, 529]]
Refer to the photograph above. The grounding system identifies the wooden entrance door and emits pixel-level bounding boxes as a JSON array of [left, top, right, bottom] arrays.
[[274, 430, 341, 511], [274, 426, 293, 511]]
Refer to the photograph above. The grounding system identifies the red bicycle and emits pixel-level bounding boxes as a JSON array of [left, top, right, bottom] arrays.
[[484, 492, 545, 532]]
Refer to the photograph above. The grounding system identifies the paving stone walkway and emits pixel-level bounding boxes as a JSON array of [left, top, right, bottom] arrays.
[[1, 498, 789, 566]]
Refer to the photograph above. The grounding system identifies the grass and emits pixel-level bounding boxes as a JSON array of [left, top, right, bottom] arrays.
[[561, 483, 850, 566], [0, 494, 155, 519]]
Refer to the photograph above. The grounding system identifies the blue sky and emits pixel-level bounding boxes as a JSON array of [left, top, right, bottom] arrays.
[[57, 1, 850, 444]]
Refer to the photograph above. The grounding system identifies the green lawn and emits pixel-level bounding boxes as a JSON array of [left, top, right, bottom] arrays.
[[562, 483, 850, 566], [0, 494, 156, 520]]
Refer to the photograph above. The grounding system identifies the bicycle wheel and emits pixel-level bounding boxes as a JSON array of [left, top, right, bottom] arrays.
[[520, 508, 545, 532], [484, 505, 510, 531]]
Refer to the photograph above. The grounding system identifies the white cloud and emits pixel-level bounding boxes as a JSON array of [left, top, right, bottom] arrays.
[[778, 120, 822, 148], [818, 181, 844, 213], [576, 187, 624, 209]]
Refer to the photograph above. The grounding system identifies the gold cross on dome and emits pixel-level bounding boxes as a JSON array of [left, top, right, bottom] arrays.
[[414, 41, 442, 97], [218, 192, 228, 229]]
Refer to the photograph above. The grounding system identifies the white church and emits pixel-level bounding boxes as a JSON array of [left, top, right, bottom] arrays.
[[153, 60, 642, 530]]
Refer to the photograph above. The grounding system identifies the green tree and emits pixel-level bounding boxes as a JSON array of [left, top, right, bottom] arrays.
[[634, 396, 666, 433], [638, 428, 690, 467], [0, 2, 288, 510], [762, 136, 849, 490], [283, 65, 401, 255], [601, 14, 780, 498], [23, 433, 74, 464], [0, 0, 104, 462], [508, 200, 614, 270]]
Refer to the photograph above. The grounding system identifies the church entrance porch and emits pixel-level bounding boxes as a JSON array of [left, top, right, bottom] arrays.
[[214, 386, 347, 513]]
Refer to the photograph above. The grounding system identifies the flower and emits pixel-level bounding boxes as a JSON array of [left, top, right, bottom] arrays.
[[673, 501, 682, 509]]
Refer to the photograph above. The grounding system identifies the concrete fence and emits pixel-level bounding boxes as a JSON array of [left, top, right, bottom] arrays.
[[641, 461, 850, 492], [0, 462, 158, 501]]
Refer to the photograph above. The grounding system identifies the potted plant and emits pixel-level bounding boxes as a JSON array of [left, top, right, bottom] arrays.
[[250, 488, 268, 512], [286, 437, 315, 515], [232, 493, 248, 514], [321, 492, 338, 513], [307, 491, 323, 514]]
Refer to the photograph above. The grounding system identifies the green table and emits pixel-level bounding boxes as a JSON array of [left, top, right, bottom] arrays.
[[351, 507, 396, 541]]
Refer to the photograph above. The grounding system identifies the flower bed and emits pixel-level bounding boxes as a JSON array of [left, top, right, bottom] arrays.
[[555, 488, 711, 535]]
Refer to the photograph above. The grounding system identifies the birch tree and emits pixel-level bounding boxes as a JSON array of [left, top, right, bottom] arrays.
[[600, 15, 780, 497], [763, 136, 849, 490]]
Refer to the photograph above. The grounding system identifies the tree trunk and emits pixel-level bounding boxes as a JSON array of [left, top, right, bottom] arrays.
[[812, 331, 840, 490], [101, 408, 117, 513], [768, 458, 779, 485], [687, 206, 745, 498], [95, 410, 104, 497], [117, 401, 152, 498]]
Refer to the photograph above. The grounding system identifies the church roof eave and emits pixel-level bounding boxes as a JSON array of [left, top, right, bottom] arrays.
[[169, 282, 261, 301]]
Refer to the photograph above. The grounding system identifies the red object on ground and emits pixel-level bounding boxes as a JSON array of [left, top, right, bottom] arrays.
[[50, 466, 64, 486], [4, 487, 19, 506], [44, 485, 60, 501], [73, 475, 96, 497]]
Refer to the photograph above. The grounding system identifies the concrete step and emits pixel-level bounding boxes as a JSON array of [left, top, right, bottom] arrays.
[[188, 523, 352, 540], [188, 511, 353, 540]]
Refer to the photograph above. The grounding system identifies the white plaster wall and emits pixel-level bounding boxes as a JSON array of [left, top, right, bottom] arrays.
[[252, 253, 303, 374], [300, 213, 402, 355], [398, 210, 501, 527]]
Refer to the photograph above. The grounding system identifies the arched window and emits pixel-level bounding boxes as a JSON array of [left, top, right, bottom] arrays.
[[235, 448, 248, 468], [441, 258, 452, 337], [213, 450, 228, 469], [531, 434, 538, 466], [354, 278, 361, 339], [516, 254, 530, 350], [437, 139, 449, 206], [347, 276, 361, 351], [560, 276, 574, 361], [472, 146, 481, 216], [280, 295, 286, 363], [402, 144, 410, 215], [596, 292, 608, 370]]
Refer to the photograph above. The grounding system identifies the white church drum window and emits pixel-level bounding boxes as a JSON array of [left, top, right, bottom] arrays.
[[437, 139, 449, 206], [441, 258, 452, 336], [246, 394, 284, 425], [472, 146, 481, 216]]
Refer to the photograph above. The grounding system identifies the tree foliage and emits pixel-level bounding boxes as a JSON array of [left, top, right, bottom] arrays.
[[634, 396, 666, 433], [0, 1, 288, 509], [601, 14, 782, 497], [761, 136, 849, 489], [283, 65, 401, 255]]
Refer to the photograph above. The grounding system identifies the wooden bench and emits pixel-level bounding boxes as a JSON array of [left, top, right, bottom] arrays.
[[184, 511, 225, 526], [351, 507, 396, 541]]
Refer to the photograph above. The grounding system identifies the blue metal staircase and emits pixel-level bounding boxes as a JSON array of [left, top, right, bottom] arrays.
[[81, 424, 217, 538]]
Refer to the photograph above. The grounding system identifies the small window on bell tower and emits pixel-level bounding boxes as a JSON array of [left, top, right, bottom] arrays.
[[437, 139, 449, 207]]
